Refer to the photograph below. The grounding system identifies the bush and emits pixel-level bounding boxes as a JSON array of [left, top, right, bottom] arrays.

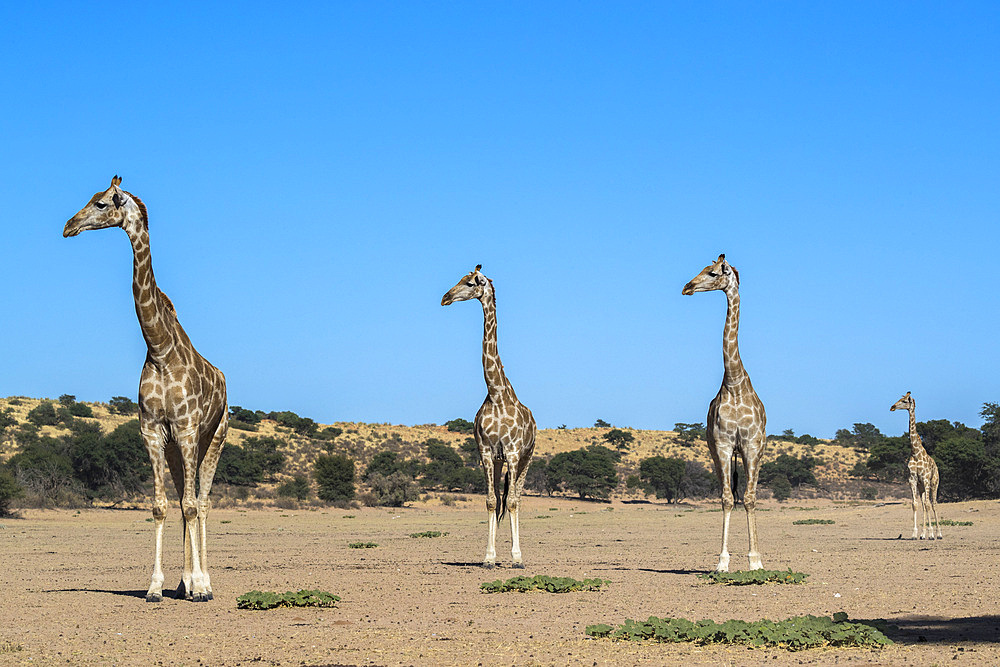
[[673, 422, 705, 445], [445, 418, 475, 434], [276, 474, 311, 500], [459, 438, 480, 465], [0, 408, 17, 434], [770, 474, 791, 502], [698, 568, 808, 585], [314, 426, 343, 441], [523, 456, 555, 496], [242, 436, 286, 480], [481, 574, 609, 593], [7, 436, 78, 505], [237, 589, 339, 610], [228, 406, 262, 425], [638, 456, 685, 502], [267, 410, 318, 436], [70, 419, 151, 499], [602, 428, 634, 453], [361, 471, 419, 507], [215, 444, 264, 486], [364, 450, 418, 481], [935, 435, 991, 500], [314, 454, 355, 502], [547, 446, 619, 499], [420, 439, 484, 492], [108, 396, 138, 416], [0, 467, 24, 517], [759, 454, 817, 488], [68, 402, 93, 418], [26, 401, 58, 427]]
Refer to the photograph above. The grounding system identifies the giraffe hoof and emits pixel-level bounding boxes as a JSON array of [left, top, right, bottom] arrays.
[[191, 592, 209, 602], [511, 562, 525, 569], [205, 591, 213, 600], [482, 562, 495, 569], [145, 593, 162, 603]]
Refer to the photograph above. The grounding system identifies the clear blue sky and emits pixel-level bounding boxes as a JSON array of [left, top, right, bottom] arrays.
[[1, 2, 997, 438]]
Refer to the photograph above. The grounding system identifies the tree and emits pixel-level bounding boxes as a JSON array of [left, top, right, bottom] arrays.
[[638, 456, 686, 502], [26, 401, 58, 427], [935, 435, 992, 500], [674, 423, 705, 445], [445, 418, 475, 434], [362, 471, 419, 507], [421, 439, 484, 492], [70, 420, 151, 499], [781, 428, 795, 439], [770, 474, 791, 502], [364, 450, 419, 481], [277, 474, 311, 500], [241, 436, 286, 481], [0, 467, 24, 517], [267, 410, 318, 436], [859, 436, 909, 483], [109, 396, 138, 416], [459, 438, 480, 466], [228, 406, 262, 424], [0, 408, 16, 435], [759, 454, 817, 488], [851, 423, 883, 450], [314, 454, 356, 502], [594, 419, 611, 428], [523, 457, 555, 496], [602, 428, 635, 453], [58, 394, 76, 407], [546, 446, 618, 499], [7, 436, 77, 503]]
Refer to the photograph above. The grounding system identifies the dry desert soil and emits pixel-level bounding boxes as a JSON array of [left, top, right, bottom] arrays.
[[2, 497, 999, 666]]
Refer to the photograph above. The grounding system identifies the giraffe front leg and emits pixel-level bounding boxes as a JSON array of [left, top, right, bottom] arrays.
[[715, 455, 734, 573], [195, 411, 228, 600], [743, 458, 764, 571], [481, 457, 498, 568], [507, 454, 524, 568], [921, 488, 933, 540], [141, 425, 168, 602], [908, 475, 920, 539], [178, 432, 210, 601]]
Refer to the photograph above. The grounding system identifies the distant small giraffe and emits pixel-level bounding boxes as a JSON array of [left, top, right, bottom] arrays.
[[890, 392, 942, 540], [442, 265, 536, 568], [683, 254, 766, 572], [64, 176, 228, 601]]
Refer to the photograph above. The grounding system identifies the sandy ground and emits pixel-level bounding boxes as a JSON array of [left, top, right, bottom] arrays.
[[2, 497, 999, 666]]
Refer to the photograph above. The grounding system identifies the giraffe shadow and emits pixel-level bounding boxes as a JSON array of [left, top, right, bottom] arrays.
[[442, 561, 489, 568], [635, 567, 711, 575], [882, 615, 1000, 644], [43, 587, 178, 600]]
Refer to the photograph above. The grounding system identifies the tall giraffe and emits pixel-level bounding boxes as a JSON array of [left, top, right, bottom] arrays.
[[683, 254, 766, 572], [890, 392, 942, 540], [442, 265, 536, 568], [64, 176, 228, 602]]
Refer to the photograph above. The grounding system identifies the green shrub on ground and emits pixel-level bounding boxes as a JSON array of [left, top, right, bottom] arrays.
[[444, 418, 474, 434], [409, 531, 448, 538], [237, 589, 340, 610], [314, 454, 356, 502], [348, 541, 378, 549], [698, 569, 808, 585], [480, 575, 609, 593], [0, 468, 24, 517], [26, 401, 58, 427], [792, 518, 835, 525], [585, 612, 893, 650], [935, 519, 973, 526]]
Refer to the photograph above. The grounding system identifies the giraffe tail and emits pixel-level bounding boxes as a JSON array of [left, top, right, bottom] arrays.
[[496, 469, 510, 523]]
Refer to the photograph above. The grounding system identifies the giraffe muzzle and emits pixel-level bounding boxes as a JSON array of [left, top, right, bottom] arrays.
[[682, 282, 695, 295]]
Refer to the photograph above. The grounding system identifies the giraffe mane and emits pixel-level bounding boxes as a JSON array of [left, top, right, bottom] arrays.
[[123, 190, 149, 229], [158, 288, 177, 316]]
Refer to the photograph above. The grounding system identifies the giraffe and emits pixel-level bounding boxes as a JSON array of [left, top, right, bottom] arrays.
[[683, 254, 766, 572], [442, 265, 537, 568], [890, 392, 942, 540], [64, 176, 228, 602]]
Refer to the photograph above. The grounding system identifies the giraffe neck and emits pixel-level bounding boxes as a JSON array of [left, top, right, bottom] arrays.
[[721, 284, 747, 387], [907, 405, 925, 455], [480, 285, 510, 400], [125, 223, 175, 359]]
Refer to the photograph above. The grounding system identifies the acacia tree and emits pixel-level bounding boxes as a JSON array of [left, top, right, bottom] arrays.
[[547, 446, 618, 499], [602, 428, 634, 453], [638, 456, 685, 502]]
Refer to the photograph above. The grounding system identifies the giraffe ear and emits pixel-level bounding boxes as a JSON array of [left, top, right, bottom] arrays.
[[111, 175, 122, 187]]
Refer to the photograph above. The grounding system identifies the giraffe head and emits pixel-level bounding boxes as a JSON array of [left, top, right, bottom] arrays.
[[890, 391, 915, 412], [441, 265, 490, 306], [64, 175, 145, 238], [682, 253, 740, 295]]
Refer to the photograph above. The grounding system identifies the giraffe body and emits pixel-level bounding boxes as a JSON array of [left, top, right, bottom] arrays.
[[65, 176, 228, 602], [683, 254, 766, 572], [890, 392, 942, 540], [442, 266, 536, 567]]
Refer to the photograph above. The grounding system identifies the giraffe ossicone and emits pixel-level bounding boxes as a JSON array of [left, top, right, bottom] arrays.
[[442, 265, 536, 568], [65, 176, 229, 602], [683, 253, 766, 572], [890, 392, 942, 540]]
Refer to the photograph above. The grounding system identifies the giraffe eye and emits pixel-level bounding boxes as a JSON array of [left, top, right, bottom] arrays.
[[94, 201, 108, 210], [708, 271, 718, 277]]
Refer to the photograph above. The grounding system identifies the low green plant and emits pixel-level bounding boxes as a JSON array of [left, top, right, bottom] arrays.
[[935, 519, 973, 526], [236, 589, 340, 610], [409, 531, 448, 538], [585, 612, 893, 650], [792, 518, 835, 525], [480, 574, 609, 594], [348, 541, 378, 549], [698, 569, 808, 585]]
